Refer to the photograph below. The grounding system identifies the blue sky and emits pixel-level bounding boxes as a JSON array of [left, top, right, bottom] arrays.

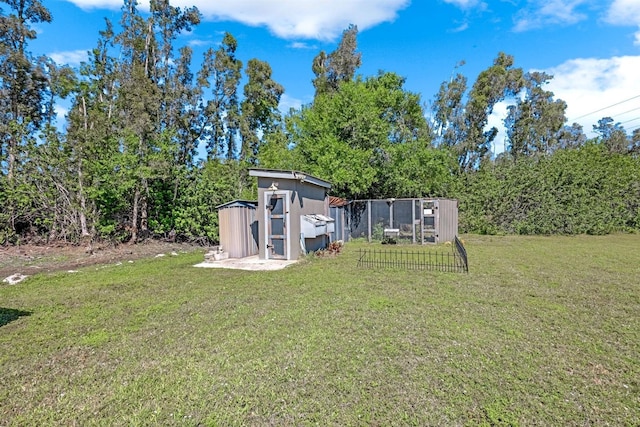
[[24, 0, 640, 151]]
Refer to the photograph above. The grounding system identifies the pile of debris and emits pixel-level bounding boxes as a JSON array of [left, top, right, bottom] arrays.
[[204, 246, 229, 262], [3, 273, 29, 285]]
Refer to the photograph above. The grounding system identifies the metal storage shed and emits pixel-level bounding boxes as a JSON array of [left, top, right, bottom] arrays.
[[215, 200, 259, 258], [249, 168, 333, 261]]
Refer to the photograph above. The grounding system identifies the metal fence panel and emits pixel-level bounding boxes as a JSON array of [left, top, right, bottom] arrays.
[[357, 238, 468, 273], [346, 198, 458, 244], [349, 201, 369, 240], [370, 200, 391, 240], [392, 199, 415, 243]]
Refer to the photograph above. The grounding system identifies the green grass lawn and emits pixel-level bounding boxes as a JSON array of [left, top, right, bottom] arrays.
[[1, 235, 639, 426]]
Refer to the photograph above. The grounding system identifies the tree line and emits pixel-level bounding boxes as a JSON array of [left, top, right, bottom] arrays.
[[1, 1, 638, 246]]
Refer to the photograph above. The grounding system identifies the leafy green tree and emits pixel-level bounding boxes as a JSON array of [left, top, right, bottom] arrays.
[[285, 72, 445, 199], [107, 0, 202, 242], [256, 117, 300, 170], [556, 122, 586, 150], [460, 52, 524, 170], [0, 0, 56, 242], [593, 117, 629, 154], [383, 140, 457, 198], [114, 0, 162, 242], [63, 23, 120, 240], [173, 159, 253, 243], [432, 53, 524, 171], [240, 58, 284, 164], [204, 32, 242, 159], [505, 71, 567, 158], [431, 67, 467, 148], [312, 25, 361, 96], [0, 0, 52, 180], [150, 0, 200, 165]]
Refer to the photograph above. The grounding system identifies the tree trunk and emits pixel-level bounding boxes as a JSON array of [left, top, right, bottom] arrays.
[[129, 186, 140, 244], [78, 96, 90, 237], [78, 166, 90, 237], [139, 177, 149, 240]]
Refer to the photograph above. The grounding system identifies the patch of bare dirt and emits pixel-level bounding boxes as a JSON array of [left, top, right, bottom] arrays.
[[0, 240, 205, 280]]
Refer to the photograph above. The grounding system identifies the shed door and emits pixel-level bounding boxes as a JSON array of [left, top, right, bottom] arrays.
[[266, 192, 289, 259]]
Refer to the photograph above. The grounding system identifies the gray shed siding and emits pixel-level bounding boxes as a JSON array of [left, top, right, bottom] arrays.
[[216, 201, 259, 258], [251, 169, 332, 260]]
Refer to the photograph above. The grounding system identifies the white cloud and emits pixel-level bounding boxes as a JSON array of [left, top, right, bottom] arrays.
[[450, 22, 469, 33], [486, 101, 510, 154], [49, 49, 88, 66], [64, 0, 121, 10], [278, 93, 305, 113], [443, 0, 484, 9], [288, 42, 317, 50], [63, 0, 410, 41], [605, 0, 640, 26], [513, 0, 587, 32], [605, 0, 640, 46], [543, 56, 640, 135], [486, 56, 640, 153], [52, 104, 70, 131], [188, 39, 213, 47]]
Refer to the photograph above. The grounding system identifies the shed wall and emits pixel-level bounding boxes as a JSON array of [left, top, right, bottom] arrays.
[[256, 177, 330, 260], [435, 199, 459, 243], [218, 205, 258, 258]]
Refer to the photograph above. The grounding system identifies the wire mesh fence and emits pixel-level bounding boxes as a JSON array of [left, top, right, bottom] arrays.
[[357, 236, 468, 273], [343, 198, 458, 244]]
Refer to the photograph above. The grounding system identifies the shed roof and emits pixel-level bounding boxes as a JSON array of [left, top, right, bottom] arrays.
[[249, 168, 331, 189], [329, 196, 349, 207], [215, 200, 258, 210]]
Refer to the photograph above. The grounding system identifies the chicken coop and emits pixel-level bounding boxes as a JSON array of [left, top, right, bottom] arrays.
[[249, 169, 334, 260], [347, 198, 458, 244]]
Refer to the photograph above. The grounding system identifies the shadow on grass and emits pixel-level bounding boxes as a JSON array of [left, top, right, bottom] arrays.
[[0, 307, 31, 327]]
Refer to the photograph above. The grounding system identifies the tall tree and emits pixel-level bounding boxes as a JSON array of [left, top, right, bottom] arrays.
[[431, 53, 524, 171], [0, 0, 54, 242], [556, 122, 587, 151], [593, 117, 629, 154], [112, 0, 201, 242], [285, 72, 442, 199], [240, 58, 284, 164], [149, 0, 199, 141], [312, 24, 361, 96], [431, 66, 467, 147], [204, 32, 242, 159], [64, 21, 121, 240], [115, 0, 161, 242], [0, 0, 52, 180], [505, 71, 567, 158], [460, 52, 524, 171], [146, 0, 200, 237]]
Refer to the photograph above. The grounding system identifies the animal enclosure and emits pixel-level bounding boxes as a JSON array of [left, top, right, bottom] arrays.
[[345, 198, 459, 244]]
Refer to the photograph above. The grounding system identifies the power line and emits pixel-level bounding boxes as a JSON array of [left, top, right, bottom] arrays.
[[613, 106, 640, 117], [620, 117, 640, 125], [570, 94, 640, 121]]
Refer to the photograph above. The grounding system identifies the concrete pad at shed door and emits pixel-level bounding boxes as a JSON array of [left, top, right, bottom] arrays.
[[194, 255, 298, 271]]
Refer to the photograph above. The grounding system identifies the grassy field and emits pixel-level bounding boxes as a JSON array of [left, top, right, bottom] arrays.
[[1, 235, 639, 426]]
